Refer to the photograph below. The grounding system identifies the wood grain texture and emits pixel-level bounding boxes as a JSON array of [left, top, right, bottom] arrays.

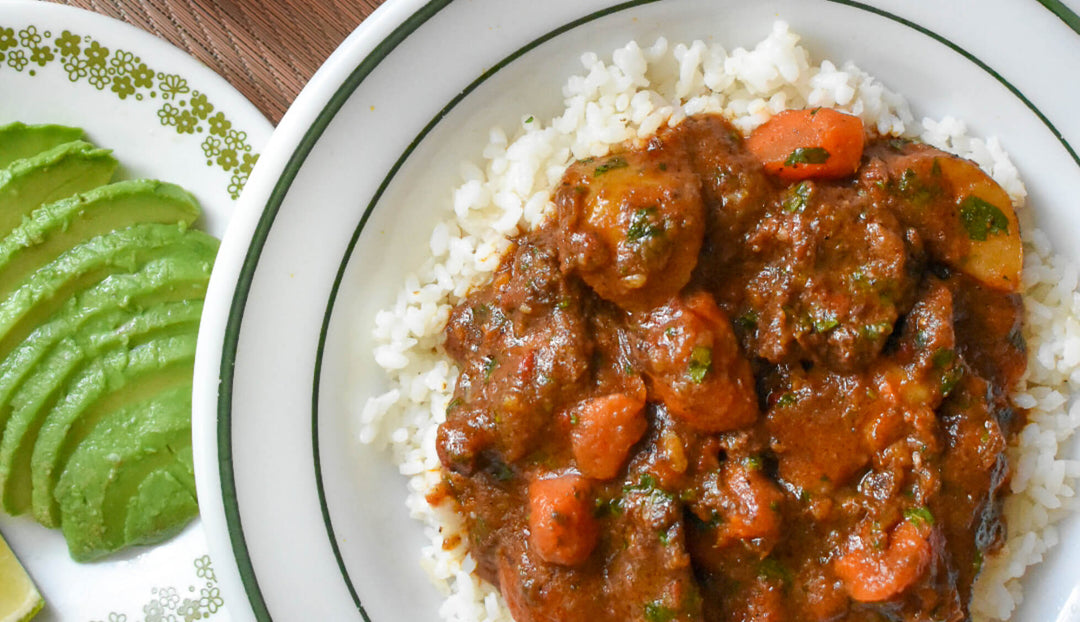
[[48, 0, 386, 124]]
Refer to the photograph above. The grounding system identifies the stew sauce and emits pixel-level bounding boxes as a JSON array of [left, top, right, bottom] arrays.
[[434, 112, 1026, 622]]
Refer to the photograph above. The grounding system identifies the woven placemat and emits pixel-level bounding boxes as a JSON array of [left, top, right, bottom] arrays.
[[50, 0, 386, 124]]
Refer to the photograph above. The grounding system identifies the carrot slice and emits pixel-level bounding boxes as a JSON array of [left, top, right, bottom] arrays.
[[527, 474, 598, 565], [569, 392, 648, 480], [746, 108, 865, 181]]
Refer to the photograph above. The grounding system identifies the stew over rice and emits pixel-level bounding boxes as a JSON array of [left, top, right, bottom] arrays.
[[432, 108, 1026, 622]]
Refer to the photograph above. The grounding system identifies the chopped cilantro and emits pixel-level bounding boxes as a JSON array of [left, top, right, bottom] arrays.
[[525, 116, 534, 123], [687, 346, 713, 383], [784, 147, 830, 167], [490, 461, 513, 482], [758, 557, 793, 584], [783, 180, 812, 213], [776, 392, 797, 408], [960, 195, 1010, 241], [941, 365, 964, 396], [861, 321, 892, 339], [627, 207, 664, 242], [482, 355, 498, 379], [594, 496, 624, 518], [887, 137, 913, 152], [735, 309, 759, 330], [903, 506, 936, 527], [932, 349, 955, 368], [594, 155, 629, 176], [644, 602, 676, 622], [813, 312, 839, 333], [658, 528, 673, 545]]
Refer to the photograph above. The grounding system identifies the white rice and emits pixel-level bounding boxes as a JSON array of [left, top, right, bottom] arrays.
[[355, 21, 1080, 622]]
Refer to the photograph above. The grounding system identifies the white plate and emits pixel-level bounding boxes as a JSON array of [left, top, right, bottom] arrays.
[[194, 0, 1080, 620], [0, 2, 272, 620]]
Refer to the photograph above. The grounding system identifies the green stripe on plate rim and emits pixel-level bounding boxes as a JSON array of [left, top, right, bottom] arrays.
[[219, 1, 1080, 620]]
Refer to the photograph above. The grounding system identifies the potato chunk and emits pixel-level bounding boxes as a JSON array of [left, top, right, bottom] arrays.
[[554, 138, 705, 310]]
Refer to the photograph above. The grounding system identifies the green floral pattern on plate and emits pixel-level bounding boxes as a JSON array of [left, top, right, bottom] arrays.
[[0, 24, 258, 199], [89, 554, 224, 622]]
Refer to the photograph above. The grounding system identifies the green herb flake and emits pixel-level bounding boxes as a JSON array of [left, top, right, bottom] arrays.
[[735, 310, 759, 330], [776, 392, 797, 408], [887, 137, 913, 152], [491, 462, 514, 482], [903, 506, 936, 527], [594, 496, 624, 518], [784, 147, 831, 167], [556, 299, 570, 309], [644, 602, 677, 622], [525, 116, 534, 123], [569, 412, 579, 425], [1007, 325, 1027, 353], [594, 155, 629, 176], [861, 321, 892, 340], [446, 397, 464, 413], [782, 180, 812, 213], [687, 346, 713, 384], [932, 349, 956, 369], [941, 365, 965, 397], [813, 312, 840, 333], [743, 455, 763, 471], [627, 207, 663, 242], [482, 355, 498, 379], [758, 557, 793, 584], [658, 528, 673, 545], [960, 195, 1010, 241]]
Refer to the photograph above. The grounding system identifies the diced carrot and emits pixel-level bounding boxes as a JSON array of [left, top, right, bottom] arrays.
[[527, 474, 599, 566], [570, 392, 648, 480], [746, 108, 865, 181], [833, 520, 932, 602]]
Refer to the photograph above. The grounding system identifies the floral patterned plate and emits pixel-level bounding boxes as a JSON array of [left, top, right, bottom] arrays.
[[0, 1, 272, 620]]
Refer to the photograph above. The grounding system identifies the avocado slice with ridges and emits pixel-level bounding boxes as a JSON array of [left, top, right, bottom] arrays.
[[0, 179, 202, 307], [0, 253, 212, 438], [122, 465, 198, 549], [0, 223, 218, 368], [0, 122, 85, 169], [29, 331, 198, 525], [55, 383, 192, 561], [0, 141, 117, 239], [0, 316, 199, 517]]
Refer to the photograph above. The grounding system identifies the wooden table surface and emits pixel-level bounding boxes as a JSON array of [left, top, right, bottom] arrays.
[[48, 0, 388, 124]]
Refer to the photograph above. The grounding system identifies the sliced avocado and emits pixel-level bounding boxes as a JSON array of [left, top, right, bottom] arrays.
[[0, 122, 85, 169], [55, 383, 192, 561], [28, 331, 198, 525], [0, 141, 117, 238], [0, 340, 83, 515], [0, 253, 212, 439], [0, 320, 198, 517], [122, 465, 198, 548], [0, 179, 202, 306], [0, 223, 218, 367]]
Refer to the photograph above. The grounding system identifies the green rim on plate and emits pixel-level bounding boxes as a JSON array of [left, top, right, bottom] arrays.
[[219, 1, 1080, 620]]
